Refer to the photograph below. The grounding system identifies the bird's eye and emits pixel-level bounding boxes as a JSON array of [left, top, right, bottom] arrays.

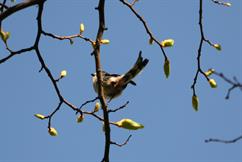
[[111, 81, 116, 85]]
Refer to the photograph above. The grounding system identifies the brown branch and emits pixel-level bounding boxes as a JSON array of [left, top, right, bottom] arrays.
[[130, 0, 139, 6], [205, 135, 242, 144], [42, 31, 95, 45], [119, 0, 167, 60], [111, 135, 132, 147], [93, 1, 111, 162], [0, 0, 42, 21]]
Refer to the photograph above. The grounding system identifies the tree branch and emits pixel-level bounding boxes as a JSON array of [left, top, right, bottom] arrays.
[[0, 0, 42, 21], [42, 30, 95, 45], [0, 46, 34, 64], [93, 1, 111, 162], [213, 71, 242, 99], [111, 135, 132, 147], [205, 135, 242, 144], [108, 101, 129, 113], [119, 0, 168, 60]]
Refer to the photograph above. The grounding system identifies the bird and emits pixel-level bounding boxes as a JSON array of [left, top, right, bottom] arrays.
[[91, 51, 149, 101]]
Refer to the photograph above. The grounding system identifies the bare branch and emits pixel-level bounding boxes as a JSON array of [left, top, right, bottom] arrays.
[[94, 1, 111, 162], [47, 102, 63, 129], [78, 96, 99, 112], [119, 0, 168, 60], [108, 101, 129, 113], [0, 0, 7, 13], [42, 31, 95, 45], [0, 46, 34, 64], [205, 135, 242, 144], [111, 135, 132, 147], [213, 71, 242, 99], [0, 0, 43, 21], [191, 0, 211, 96]]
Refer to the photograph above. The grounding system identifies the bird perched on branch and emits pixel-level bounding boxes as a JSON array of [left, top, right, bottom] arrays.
[[92, 51, 149, 101]]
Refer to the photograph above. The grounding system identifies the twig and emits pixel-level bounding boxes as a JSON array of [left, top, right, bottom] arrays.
[[131, 0, 139, 6], [108, 101, 129, 113], [47, 102, 63, 128], [0, 46, 34, 64], [77, 96, 99, 113], [205, 135, 242, 144], [213, 71, 242, 99], [119, 0, 167, 60], [42, 31, 95, 45], [111, 135, 132, 147], [191, 0, 211, 96], [0, 0, 7, 13]]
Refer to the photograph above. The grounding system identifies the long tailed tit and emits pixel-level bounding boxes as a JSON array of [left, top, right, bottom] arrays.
[[92, 51, 149, 101]]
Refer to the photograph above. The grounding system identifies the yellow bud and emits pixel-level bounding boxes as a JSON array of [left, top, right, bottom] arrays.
[[100, 39, 110, 44], [205, 69, 215, 77], [161, 39, 174, 47], [34, 114, 45, 120], [213, 44, 221, 51], [60, 70, 67, 78], [0, 29, 10, 43], [94, 102, 100, 112], [149, 38, 154, 45], [224, 2, 231, 7], [115, 118, 144, 130], [192, 95, 199, 111], [48, 127, 58, 136], [77, 115, 84, 123], [209, 79, 217, 88], [80, 23, 85, 33], [163, 59, 170, 78]]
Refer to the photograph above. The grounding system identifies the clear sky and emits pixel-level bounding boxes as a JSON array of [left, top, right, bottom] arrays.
[[0, 0, 242, 162]]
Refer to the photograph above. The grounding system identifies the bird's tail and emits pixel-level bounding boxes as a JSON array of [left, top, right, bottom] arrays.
[[119, 51, 149, 85]]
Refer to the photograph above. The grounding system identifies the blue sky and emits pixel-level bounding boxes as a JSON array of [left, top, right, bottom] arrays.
[[0, 0, 241, 161]]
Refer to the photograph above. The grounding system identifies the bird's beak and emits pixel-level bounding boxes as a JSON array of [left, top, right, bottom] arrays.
[[91, 73, 95, 77]]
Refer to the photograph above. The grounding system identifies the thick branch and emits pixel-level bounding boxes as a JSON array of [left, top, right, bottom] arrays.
[[93, 1, 110, 162], [0, 0, 42, 21]]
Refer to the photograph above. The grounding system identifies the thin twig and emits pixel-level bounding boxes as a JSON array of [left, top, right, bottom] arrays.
[[42, 31, 95, 44], [111, 135, 132, 147], [205, 135, 242, 144], [108, 101, 129, 113], [0, 46, 34, 64], [213, 71, 242, 99], [119, 0, 167, 60], [77, 97, 99, 113]]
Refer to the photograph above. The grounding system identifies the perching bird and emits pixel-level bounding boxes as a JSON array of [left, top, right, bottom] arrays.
[[92, 51, 149, 101]]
